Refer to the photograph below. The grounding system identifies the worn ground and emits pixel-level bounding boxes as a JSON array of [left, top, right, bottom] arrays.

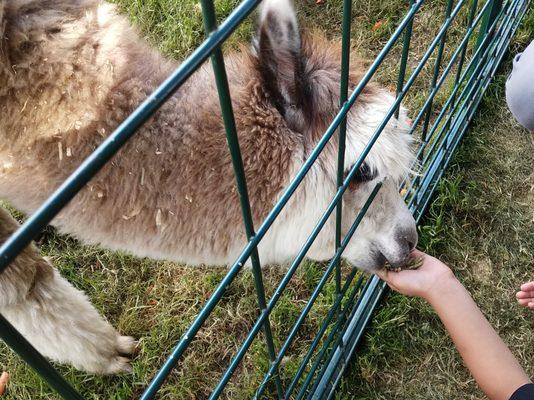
[[0, 1, 532, 399]]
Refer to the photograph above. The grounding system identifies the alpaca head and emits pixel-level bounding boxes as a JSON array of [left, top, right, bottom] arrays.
[[253, 0, 417, 271]]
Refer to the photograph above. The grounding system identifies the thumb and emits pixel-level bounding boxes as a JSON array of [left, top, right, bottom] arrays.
[[375, 269, 386, 280]]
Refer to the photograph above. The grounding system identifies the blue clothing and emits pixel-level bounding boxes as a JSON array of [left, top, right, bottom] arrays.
[[509, 383, 534, 400]]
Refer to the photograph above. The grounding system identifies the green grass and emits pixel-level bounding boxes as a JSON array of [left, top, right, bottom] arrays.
[[336, 13, 534, 399], [337, 101, 534, 399], [1, 1, 533, 399]]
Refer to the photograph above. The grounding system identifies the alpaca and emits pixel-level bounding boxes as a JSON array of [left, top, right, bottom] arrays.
[[0, 0, 417, 372]]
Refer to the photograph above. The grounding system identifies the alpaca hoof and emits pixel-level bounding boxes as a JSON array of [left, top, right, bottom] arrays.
[[92, 336, 138, 374], [117, 335, 138, 357], [101, 336, 138, 374], [106, 355, 133, 374]]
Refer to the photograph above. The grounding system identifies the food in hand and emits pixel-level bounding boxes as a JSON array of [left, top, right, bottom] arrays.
[[384, 256, 424, 272]]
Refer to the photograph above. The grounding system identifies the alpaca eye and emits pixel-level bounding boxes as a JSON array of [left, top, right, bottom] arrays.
[[354, 162, 376, 182], [344, 162, 376, 186]]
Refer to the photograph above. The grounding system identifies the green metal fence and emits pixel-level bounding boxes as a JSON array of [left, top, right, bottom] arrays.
[[0, 0, 529, 398]]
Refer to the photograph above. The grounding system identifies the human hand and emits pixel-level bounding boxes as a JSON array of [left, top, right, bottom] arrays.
[[375, 249, 457, 301], [516, 282, 534, 309]]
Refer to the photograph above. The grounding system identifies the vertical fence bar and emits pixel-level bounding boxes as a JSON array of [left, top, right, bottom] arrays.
[[443, 0, 479, 134], [443, 0, 502, 163], [0, 316, 84, 400], [438, 0, 504, 169], [334, 0, 353, 308], [285, 273, 365, 399], [309, 277, 385, 399], [421, 0, 455, 141], [414, 0, 455, 209], [462, 0, 503, 96], [199, 1, 283, 398], [477, 0, 504, 47], [0, 0, 529, 399], [454, 0, 480, 97], [395, 0, 417, 210], [293, 277, 371, 400], [395, 0, 415, 119]]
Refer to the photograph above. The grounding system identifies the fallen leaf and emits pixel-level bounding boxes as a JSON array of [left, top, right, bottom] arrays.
[[372, 20, 385, 31]]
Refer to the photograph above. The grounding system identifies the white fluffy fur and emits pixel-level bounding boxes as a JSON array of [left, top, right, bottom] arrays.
[[258, 91, 416, 270], [1, 269, 136, 373]]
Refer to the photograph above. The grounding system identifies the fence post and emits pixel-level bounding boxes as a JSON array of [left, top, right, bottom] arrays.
[[395, 0, 415, 119], [199, 1, 284, 398], [468, 0, 503, 98], [421, 0, 455, 141], [477, 0, 504, 47], [335, 0, 353, 321], [442, 0, 479, 135]]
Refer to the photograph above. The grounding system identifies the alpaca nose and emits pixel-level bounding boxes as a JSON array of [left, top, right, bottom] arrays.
[[395, 225, 418, 254]]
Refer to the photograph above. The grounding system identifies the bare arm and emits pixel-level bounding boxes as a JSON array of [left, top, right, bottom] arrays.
[[377, 250, 531, 400]]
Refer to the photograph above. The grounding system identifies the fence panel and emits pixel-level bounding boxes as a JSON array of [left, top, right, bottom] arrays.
[[0, 0, 529, 399]]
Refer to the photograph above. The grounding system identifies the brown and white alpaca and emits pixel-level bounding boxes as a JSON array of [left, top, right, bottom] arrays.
[[0, 0, 417, 373]]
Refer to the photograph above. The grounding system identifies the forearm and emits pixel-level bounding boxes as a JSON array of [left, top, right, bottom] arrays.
[[427, 277, 530, 400]]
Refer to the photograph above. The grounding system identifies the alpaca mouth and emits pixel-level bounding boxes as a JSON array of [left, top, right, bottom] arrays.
[[373, 248, 413, 272], [374, 251, 387, 268]]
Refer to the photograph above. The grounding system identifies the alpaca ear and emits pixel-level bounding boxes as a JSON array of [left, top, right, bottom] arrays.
[[0, 3, 10, 82], [0, 3, 6, 54], [0, 3, 4, 35], [0, 3, 9, 62], [255, 0, 310, 131]]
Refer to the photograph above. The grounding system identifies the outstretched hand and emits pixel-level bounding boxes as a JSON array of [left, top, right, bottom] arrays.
[[375, 249, 456, 301], [516, 282, 534, 309]]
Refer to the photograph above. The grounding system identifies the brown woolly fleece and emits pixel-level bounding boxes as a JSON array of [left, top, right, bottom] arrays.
[[0, 0, 417, 373]]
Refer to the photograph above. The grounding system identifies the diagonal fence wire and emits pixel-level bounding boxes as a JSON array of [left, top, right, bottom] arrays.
[[0, 0, 529, 399]]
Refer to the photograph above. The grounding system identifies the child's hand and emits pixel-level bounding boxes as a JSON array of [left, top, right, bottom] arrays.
[[375, 249, 457, 301], [516, 282, 534, 309]]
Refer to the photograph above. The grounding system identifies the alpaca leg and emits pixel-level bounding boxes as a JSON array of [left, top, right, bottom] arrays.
[[0, 207, 136, 374]]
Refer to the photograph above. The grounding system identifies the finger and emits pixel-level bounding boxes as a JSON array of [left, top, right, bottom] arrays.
[[375, 270, 402, 292], [520, 282, 534, 292], [0, 371, 9, 396], [518, 298, 532, 306], [375, 269, 390, 282], [377, 269, 405, 287], [528, 302, 534, 309], [516, 291, 534, 299]]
